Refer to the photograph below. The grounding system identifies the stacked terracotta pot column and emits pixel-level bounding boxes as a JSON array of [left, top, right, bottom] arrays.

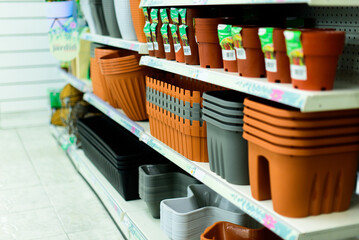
[[99, 50, 149, 121], [284, 29, 345, 90], [169, 8, 185, 63], [150, 8, 165, 59], [243, 97, 359, 218], [160, 8, 175, 61], [129, 0, 146, 42], [143, 7, 155, 57], [218, 24, 237, 72]]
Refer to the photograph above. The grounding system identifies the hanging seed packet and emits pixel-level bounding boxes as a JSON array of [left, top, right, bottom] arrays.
[[170, 24, 181, 52], [150, 23, 159, 50], [161, 24, 171, 53], [179, 25, 191, 55], [258, 28, 277, 72], [284, 30, 307, 80], [150, 9, 159, 23], [144, 21, 153, 51], [231, 26, 246, 60], [170, 8, 179, 25], [179, 8, 186, 25], [218, 24, 236, 61], [160, 8, 169, 24], [143, 7, 149, 22]]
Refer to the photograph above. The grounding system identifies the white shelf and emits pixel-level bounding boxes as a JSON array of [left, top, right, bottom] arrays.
[[139, 0, 359, 7], [79, 89, 359, 240], [81, 33, 149, 54], [50, 125, 167, 240], [60, 68, 92, 93], [140, 56, 359, 112]]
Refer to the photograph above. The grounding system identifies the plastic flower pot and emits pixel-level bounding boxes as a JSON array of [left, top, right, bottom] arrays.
[[114, 0, 137, 41], [80, 0, 98, 34], [182, 8, 202, 65], [195, 18, 231, 68], [89, 0, 109, 35], [203, 108, 243, 124], [243, 131, 359, 218], [102, 0, 122, 37], [259, 28, 291, 83], [284, 29, 345, 90], [237, 27, 266, 78], [130, 0, 146, 42], [91, 57, 107, 101], [244, 123, 359, 148], [160, 8, 176, 61], [95, 48, 122, 107], [244, 97, 359, 120], [218, 24, 237, 72], [139, 164, 199, 218], [161, 184, 252, 240], [201, 221, 282, 240], [203, 90, 246, 109], [244, 107, 359, 129], [150, 9, 165, 59], [203, 114, 249, 185], [203, 100, 243, 116], [244, 115, 359, 139]]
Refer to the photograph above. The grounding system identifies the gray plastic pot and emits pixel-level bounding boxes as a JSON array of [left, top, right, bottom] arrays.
[[203, 108, 243, 124], [139, 164, 199, 218], [160, 184, 251, 240], [203, 100, 243, 116], [204, 114, 249, 185], [102, 0, 121, 37], [203, 113, 243, 131], [89, 0, 109, 35], [203, 90, 246, 109]]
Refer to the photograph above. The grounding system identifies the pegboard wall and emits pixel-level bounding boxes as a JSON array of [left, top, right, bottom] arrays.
[[301, 6, 359, 79]]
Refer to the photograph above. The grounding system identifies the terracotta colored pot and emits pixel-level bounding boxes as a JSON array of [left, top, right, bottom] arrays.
[[163, 9, 175, 61], [175, 29, 185, 63], [195, 18, 229, 69], [223, 59, 237, 72], [266, 29, 291, 83], [238, 27, 266, 78], [244, 107, 359, 129], [90, 57, 107, 101], [94, 48, 122, 108], [129, 0, 146, 42], [184, 8, 202, 65], [244, 115, 359, 138], [244, 123, 359, 147], [289, 30, 345, 90], [151, 10, 165, 59], [243, 131, 359, 218], [201, 221, 281, 240], [244, 97, 359, 120]]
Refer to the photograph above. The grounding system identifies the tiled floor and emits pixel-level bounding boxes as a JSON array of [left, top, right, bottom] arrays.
[[0, 126, 125, 240]]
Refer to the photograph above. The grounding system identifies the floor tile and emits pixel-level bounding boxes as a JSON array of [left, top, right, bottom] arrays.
[[0, 129, 29, 164], [55, 200, 118, 234], [0, 165, 41, 191], [68, 229, 124, 240], [0, 208, 65, 240], [45, 179, 98, 208], [0, 186, 51, 214]]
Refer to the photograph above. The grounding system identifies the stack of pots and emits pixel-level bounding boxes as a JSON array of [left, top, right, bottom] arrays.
[[160, 184, 253, 240], [130, 0, 147, 42], [143, 7, 155, 56], [99, 50, 149, 121], [77, 115, 163, 200], [138, 164, 200, 218], [243, 97, 359, 217], [150, 8, 165, 59], [91, 46, 122, 107], [169, 8, 184, 63], [195, 18, 233, 69], [114, 0, 137, 40], [283, 29, 345, 90], [201, 221, 281, 240], [102, 0, 121, 37], [203, 90, 249, 185], [146, 74, 223, 162], [80, 0, 100, 35]]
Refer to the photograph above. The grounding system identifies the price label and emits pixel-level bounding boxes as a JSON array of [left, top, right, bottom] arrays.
[[290, 64, 307, 80], [153, 42, 159, 50], [174, 43, 181, 52], [183, 46, 191, 56], [265, 58, 277, 72], [164, 44, 171, 53], [236, 48, 246, 59], [222, 49, 236, 61], [147, 42, 154, 50]]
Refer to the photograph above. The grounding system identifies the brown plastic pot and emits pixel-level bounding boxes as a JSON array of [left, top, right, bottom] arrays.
[[195, 18, 228, 69], [184, 8, 202, 65], [223, 59, 237, 72], [238, 27, 266, 78], [244, 115, 359, 138], [291, 30, 345, 90], [129, 0, 146, 42], [243, 123, 359, 147], [201, 221, 281, 240], [152, 12, 165, 59], [244, 97, 359, 120], [266, 29, 291, 83], [163, 9, 175, 61], [244, 107, 359, 129], [90, 57, 107, 101], [175, 29, 185, 63], [243, 131, 359, 218]]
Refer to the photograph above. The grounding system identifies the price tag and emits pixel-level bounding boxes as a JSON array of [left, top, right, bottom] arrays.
[[153, 42, 159, 50], [164, 44, 171, 53], [290, 64, 307, 80], [183, 46, 191, 56], [190, 167, 205, 181], [265, 58, 277, 72], [222, 49, 236, 61], [147, 42, 154, 50], [236, 48, 246, 59], [174, 43, 181, 52]]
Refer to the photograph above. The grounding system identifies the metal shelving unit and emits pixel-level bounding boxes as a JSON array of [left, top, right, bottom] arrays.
[[81, 90, 359, 240], [59, 68, 92, 92], [139, 0, 359, 7], [50, 126, 166, 240], [81, 33, 149, 54]]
